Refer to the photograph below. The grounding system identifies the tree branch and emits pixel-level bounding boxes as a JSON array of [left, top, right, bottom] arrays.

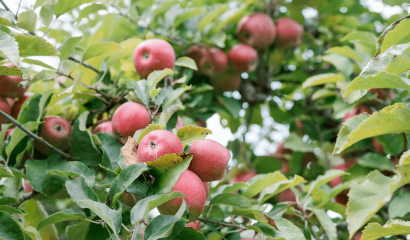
[[0, 110, 76, 161], [68, 56, 100, 74], [197, 217, 246, 229], [0, 0, 12, 13], [10, 191, 39, 207]]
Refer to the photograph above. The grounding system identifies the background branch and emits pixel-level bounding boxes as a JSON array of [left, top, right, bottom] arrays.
[[198, 217, 246, 230], [10, 191, 39, 207]]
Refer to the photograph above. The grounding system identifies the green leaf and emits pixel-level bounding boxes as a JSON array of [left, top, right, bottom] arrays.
[[82, 42, 122, 61], [39, 3, 54, 28], [136, 124, 165, 144], [23, 199, 59, 239], [158, 104, 184, 126], [71, 112, 102, 166], [358, 152, 394, 171], [17, 91, 52, 124], [66, 219, 91, 240], [174, 9, 204, 28], [76, 200, 122, 234], [333, 103, 410, 154], [284, 133, 318, 152], [0, 32, 19, 66], [0, 165, 15, 178], [173, 227, 205, 240], [131, 80, 150, 106], [46, 153, 95, 187], [313, 209, 337, 240], [163, 86, 191, 110], [322, 53, 353, 76], [65, 177, 99, 206], [176, 126, 212, 147], [327, 46, 362, 65], [258, 175, 306, 204], [130, 192, 185, 224], [0, 9, 17, 27], [0, 197, 18, 205], [174, 57, 198, 70], [20, 226, 42, 240], [144, 215, 185, 240], [253, 217, 306, 240], [307, 170, 348, 197], [0, 212, 25, 240], [97, 132, 123, 171], [15, 35, 59, 57], [197, 5, 229, 31], [232, 209, 277, 227], [375, 133, 405, 156], [6, 122, 40, 160], [361, 220, 410, 240], [37, 209, 86, 230], [0, 205, 26, 215], [241, 172, 285, 199], [25, 159, 65, 196], [109, 163, 149, 207], [78, 3, 107, 21], [17, 10, 37, 32], [55, 0, 94, 17], [340, 31, 378, 46], [388, 192, 410, 219], [22, 58, 55, 70], [58, 71, 82, 96], [0, 65, 23, 77], [381, 18, 410, 53], [59, 36, 83, 61], [220, 182, 249, 193], [302, 73, 345, 89], [209, 193, 252, 209], [147, 69, 174, 89]]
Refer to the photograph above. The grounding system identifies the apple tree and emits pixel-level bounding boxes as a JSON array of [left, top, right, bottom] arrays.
[[0, 0, 410, 239]]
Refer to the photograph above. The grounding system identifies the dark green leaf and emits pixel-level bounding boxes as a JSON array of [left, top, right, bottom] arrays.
[[209, 193, 252, 209], [0, 212, 25, 240], [37, 209, 86, 230], [25, 159, 65, 196]]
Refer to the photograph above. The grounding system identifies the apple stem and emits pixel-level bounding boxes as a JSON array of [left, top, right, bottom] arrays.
[[9, 190, 39, 207]]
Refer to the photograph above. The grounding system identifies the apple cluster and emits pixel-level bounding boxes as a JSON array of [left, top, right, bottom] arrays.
[[186, 13, 303, 92]]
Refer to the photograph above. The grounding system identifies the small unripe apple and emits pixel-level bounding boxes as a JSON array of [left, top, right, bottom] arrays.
[[232, 171, 257, 183], [203, 182, 210, 199], [93, 121, 114, 135], [228, 44, 258, 73], [35, 116, 73, 155], [342, 105, 372, 122], [137, 130, 184, 163], [185, 221, 201, 230], [275, 17, 303, 50], [329, 158, 358, 188], [278, 188, 296, 202], [23, 179, 33, 193], [121, 192, 140, 208], [133, 39, 176, 79], [237, 13, 276, 50], [4, 128, 14, 140], [188, 139, 231, 182], [0, 63, 28, 99], [175, 116, 184, 130], [0, 96, 11, 125], [199, 48, 228, 76], [186, 45, 207, 68], [209, 70, 241, 92], [112, 102, 151, 144], [12, 95, 30, 119], [158, 170, 206, 221]]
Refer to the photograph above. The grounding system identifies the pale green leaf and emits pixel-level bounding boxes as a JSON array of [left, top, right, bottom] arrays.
[[82, 42, 121, 61], [22, 59, 55, 70], [17, 10, 37, 32], [174, 9, 205, 28], [176, 126, 212, 147], [327, 46, 362, 65], [381, 18, 410, 53], [302, 73, 345, 89], [37, 209, 86, 230], [40, 3, 54, 28], [60, 36, 83, 61], [197, 5, 229, 31], [58, 71, 82, 96], [147, 69, 174, 89], [361, 220, 410, 240], [174, 57, 198, 70], [209, 193, 252, 209], [258, 175, 306, 204], [0, 9, 17, 27], [0, 32, 19, 65], [136, 124, 165, 144], [306, 170, 348, 197], [0, 65, 23, 77], [15, 35, 59, 57], [314, 209, 337, 240], [55, 0, 94, 17]]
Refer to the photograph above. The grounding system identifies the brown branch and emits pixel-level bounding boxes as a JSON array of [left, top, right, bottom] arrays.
[[0, 0, 12, 13], [197, 217, 246, 230], [10, 191, 39, 207], [0, 110, 76, 161], [68, 56, 100, 74]]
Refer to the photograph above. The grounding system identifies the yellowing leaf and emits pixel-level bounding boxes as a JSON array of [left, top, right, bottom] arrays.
[[177, 126, 212, 147], [82, 42, 122, 61], [16, 10, 37, 32], [327, 46, 362, 65], [55, 0, 94, 17], [15, 35, 60, 57], [146, 152, 193, 172], [381, 18, 410, 53], [0, 66, 23, 77], [361, 220, 410, 240], [136, 124, 165, 144], [302, 73, 345, 89]]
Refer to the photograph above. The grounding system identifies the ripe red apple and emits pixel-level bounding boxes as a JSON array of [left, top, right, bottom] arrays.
[[23, 179, 33, 193], [186, 45, 208, 68], [4, 128, 14, 140], [175, 116, 184, 130], [34, 116, 73, 155], [237, 13, 276, 50], [329, 158, 358, 188], [137, 130, 184, 163], [369, 88, 389, 100], [158, 170, 206, 221], [11, 95, 30, 119], [228, 44, 258, 73], [93, 121, 114, 135], [199, 48, 228, 76], [372, 138, 384, 154], [0, 96, 11, 125], [278, 188, 296, 202], [121, 192, 139, 208], [342, 105, 372, 122], [133, 39, 176, 79], [353, 233, 362, 240], [203, 182, 210, 199], [275, 17, 303, 50], [0, 63, 27, 99], [209, 70, 241, 92], [188, 139, 231, 182], [185, 221, 201, 230], [232, 171, 257, 183], [111, 102, 151, 144]]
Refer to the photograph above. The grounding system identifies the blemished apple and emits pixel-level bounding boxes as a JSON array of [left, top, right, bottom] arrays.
[[93, 121, 114, 135], [275, 17, 304, 50], [199, 48, 228, 76], [35, 116, 73, 155], [209, 69, 241, 92], [185, 221, 201, 230], [12, 95, 30, 119], [203, 182, 210, 199], [137, 130, 184, 163], [175, 116, 184, 130], [0, 63, 27, 99], [157, 170, 206, 221], [186, 45, 208, 68], [342, 105, 372, 122], [23, 179, 33, 193], [0, 96, 11, 125], [237, 13, 276, 50], [329, 158, 358, 188], [133, 39, 176, 79], [228, 44, 258, 73], [111, 102, 151, 144], [232, 171, 257, 183], [121, 192, 140, 208], [188, 139, 231, 182]]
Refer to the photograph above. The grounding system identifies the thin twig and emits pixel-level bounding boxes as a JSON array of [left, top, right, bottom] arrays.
[[82, 219, 103, 224], [122, 223, 134, 233], [0, 0, 11, 12], [0, 110, 76, 161], [10, 191, 39, 207], [16, 0, 22, 19], [197, 217, 246, 229], [68, 56, 100, 74], [131, 222, 141, 240]]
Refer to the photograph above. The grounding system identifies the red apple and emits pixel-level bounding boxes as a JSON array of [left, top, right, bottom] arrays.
[[232, 171, 257, 183], [329, 158, 358, 188], [203, 182, 210, 199], [188, 139, 231, 182], [133, 39, 176, 79], [185, 221, 201, 230], [23, 179, 33, 193], [93, 121, 114, 135], [11, 95, 30, 119], [342, 105, 372, 122], [278, 188, 296, 202], [4, 128, 14, 140], [369, 89, 389, 100], [34, 116, 72, 155], [0, 63, 27, 99], [186, 45, 208, 68], [111, 102, 151, 144], [209, 70, 241, 92], [228, 44, 258, 73], [175, 116, 184, 130], [237, 13, 276, 50], [0, 96, 11, 125], [372, 138, 384, 154], [121, 192, 139, 208], [275, 17, 303, 50], [137, 130, 184, 163], [158, 170, 206, 221], [353, 233, 362, 240], [199, 48, 228, 76]]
